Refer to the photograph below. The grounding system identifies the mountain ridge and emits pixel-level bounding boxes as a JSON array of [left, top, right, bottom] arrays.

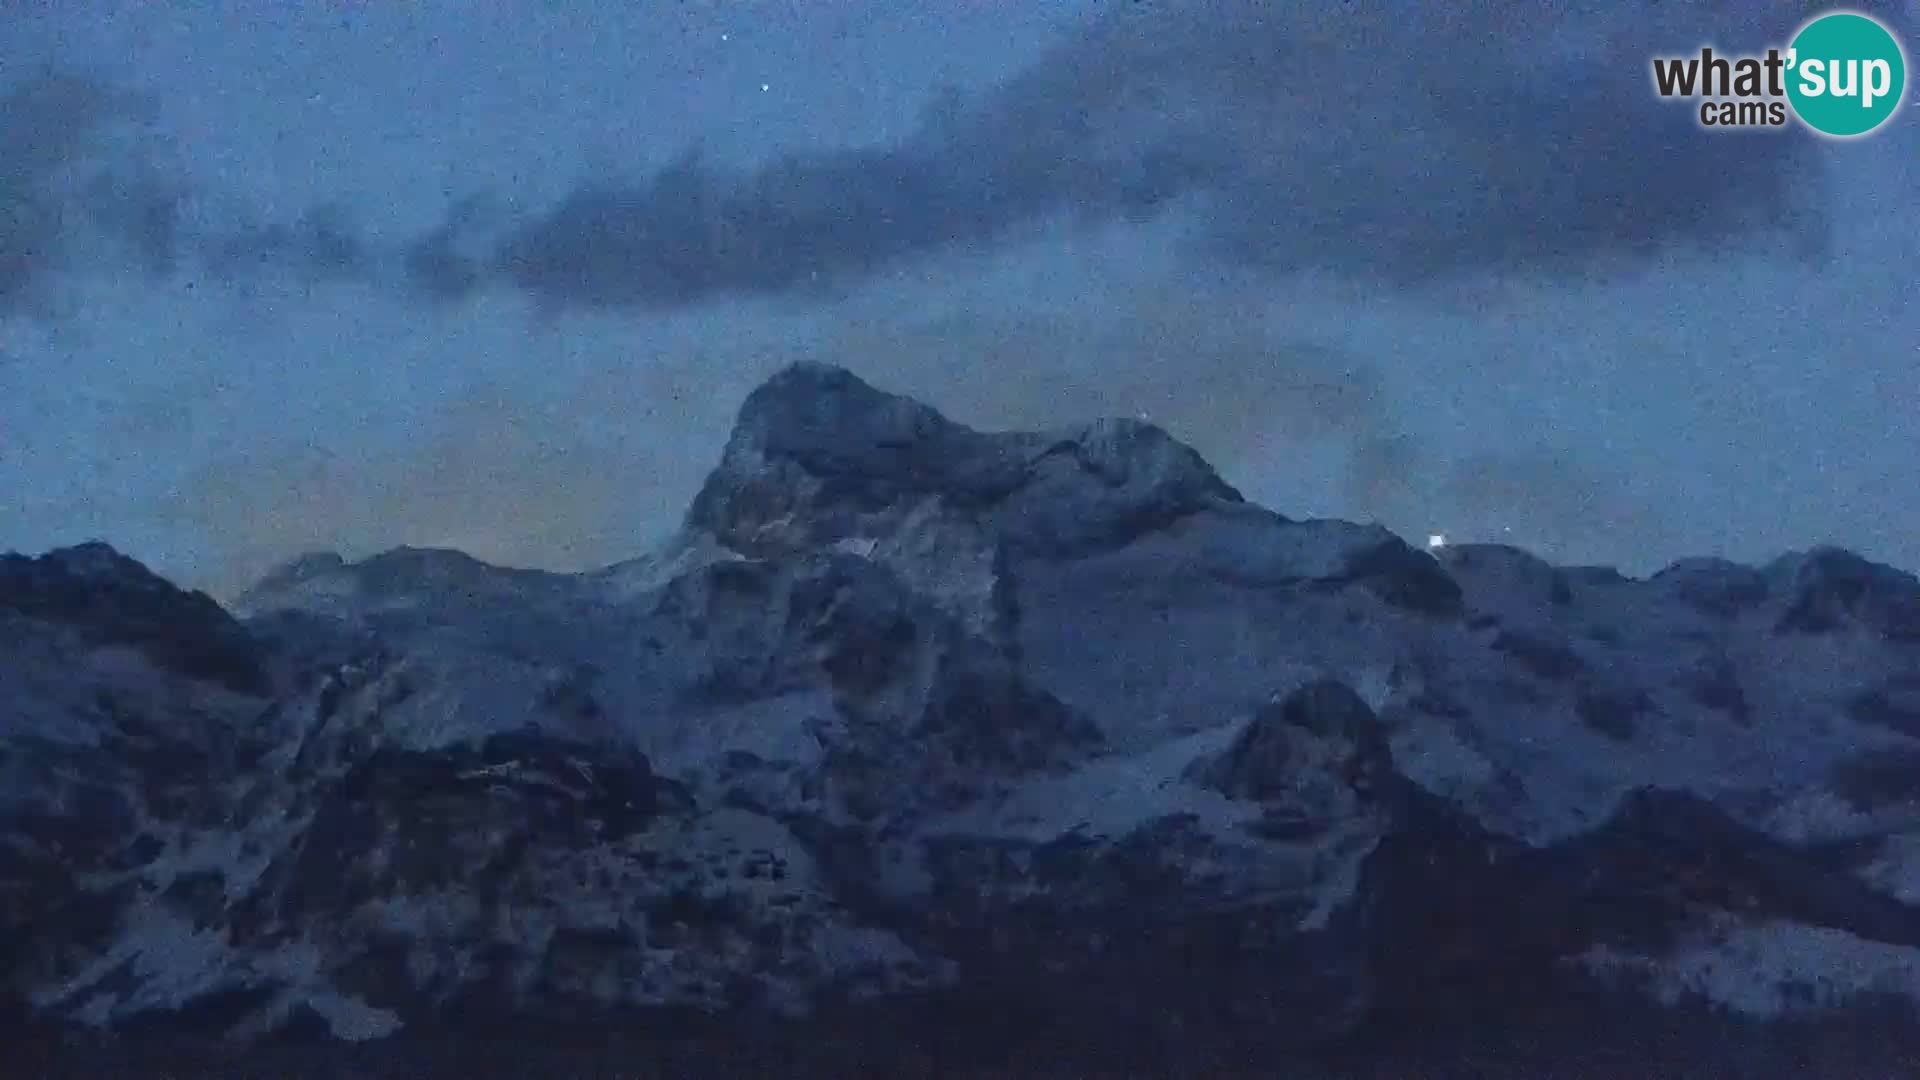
[[7, 362, 1920, 1076]]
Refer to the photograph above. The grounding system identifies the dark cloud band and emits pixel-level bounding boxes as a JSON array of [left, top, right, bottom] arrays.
[[464, 1, 1864, 311], [6, 1, 1909, 317]]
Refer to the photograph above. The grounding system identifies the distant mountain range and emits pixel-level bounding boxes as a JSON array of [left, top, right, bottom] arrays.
[[6, 362, 1920, 1076]]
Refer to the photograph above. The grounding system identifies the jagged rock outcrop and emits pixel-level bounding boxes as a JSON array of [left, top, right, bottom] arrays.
[[1770, 546, 1920, 642], [8, 363, 1920, 1076], [1652, 556, 1772, 618], [1187, 678, 1395, 809], [1, 541, 267, 693]]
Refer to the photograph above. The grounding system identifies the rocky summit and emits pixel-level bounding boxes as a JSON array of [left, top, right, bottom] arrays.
[[8, 363, 1920, 1077]]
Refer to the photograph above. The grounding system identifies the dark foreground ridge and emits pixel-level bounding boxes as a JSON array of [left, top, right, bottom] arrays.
[[7, 364, 1920, 1077]]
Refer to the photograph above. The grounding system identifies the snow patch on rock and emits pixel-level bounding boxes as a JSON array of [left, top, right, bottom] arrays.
[[1581, 916, 1920, 1017]]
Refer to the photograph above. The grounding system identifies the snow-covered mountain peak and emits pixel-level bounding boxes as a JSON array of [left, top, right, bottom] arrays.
[[9, 366, 1920, 1074]]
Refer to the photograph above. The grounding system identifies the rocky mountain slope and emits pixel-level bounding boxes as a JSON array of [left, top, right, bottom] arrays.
[[7, 362, 1920, 1076]]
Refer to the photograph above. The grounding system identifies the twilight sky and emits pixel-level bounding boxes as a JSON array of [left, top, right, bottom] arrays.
[[2, 0, 1916, 598]]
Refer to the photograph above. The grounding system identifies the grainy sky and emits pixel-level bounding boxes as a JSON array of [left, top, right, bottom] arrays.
[[2, 0, 1915, 597]]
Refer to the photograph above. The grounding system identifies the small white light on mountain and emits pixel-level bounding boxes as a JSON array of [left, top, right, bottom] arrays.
[[1427, 534, 1447, 550]]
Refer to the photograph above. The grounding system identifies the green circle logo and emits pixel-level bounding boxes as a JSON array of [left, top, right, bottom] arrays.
[[1786, 12, 1907, 137]]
